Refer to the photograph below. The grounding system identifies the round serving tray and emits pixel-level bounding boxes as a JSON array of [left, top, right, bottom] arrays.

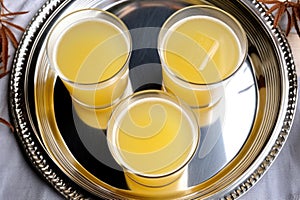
[[9, 0, 297, 199]]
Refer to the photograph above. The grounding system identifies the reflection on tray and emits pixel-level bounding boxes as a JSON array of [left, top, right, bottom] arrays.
[[54, 79, 127, 188]]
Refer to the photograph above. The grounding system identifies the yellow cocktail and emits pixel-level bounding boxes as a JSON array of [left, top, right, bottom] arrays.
[[47, 9, 131, 128], [158, 5, 247, 108], [107, 90, 199, 187]]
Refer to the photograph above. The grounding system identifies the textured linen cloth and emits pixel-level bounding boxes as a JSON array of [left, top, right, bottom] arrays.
[[0, 1, 299, 200]]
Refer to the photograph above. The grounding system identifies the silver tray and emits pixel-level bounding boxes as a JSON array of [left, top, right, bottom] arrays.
[[9, 0, 297, 199]]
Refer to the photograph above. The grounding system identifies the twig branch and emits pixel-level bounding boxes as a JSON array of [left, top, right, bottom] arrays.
[[0, 1, 28, 132]]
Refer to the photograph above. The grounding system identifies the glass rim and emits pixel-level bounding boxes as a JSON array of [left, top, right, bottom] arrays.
[[46, 8, 132, 86], [158, 5, 248, 86], [107, 89, 200, 178]]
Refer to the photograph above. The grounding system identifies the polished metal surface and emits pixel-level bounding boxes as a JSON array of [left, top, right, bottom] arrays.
[[9, 0, 297, 199]]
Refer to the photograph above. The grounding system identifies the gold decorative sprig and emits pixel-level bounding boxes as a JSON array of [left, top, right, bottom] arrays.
[[0, 0, 28, 132], [258, 0, 300, 37]]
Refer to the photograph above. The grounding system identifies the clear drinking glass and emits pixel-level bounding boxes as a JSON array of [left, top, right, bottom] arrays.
[[107, 90, 200, 187], [158, 5, 247, 108], [47, 8, 132, 129]]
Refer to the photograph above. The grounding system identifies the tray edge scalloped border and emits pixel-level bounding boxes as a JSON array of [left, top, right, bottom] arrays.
[[9, 0, 89, 199]]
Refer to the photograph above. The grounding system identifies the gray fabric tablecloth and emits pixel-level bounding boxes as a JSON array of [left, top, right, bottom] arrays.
[[0, 1, 299, 199]]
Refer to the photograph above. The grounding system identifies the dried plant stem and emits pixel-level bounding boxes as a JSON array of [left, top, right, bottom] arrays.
[[258, 0, 300, 37], [0, 1, 28, 132]]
